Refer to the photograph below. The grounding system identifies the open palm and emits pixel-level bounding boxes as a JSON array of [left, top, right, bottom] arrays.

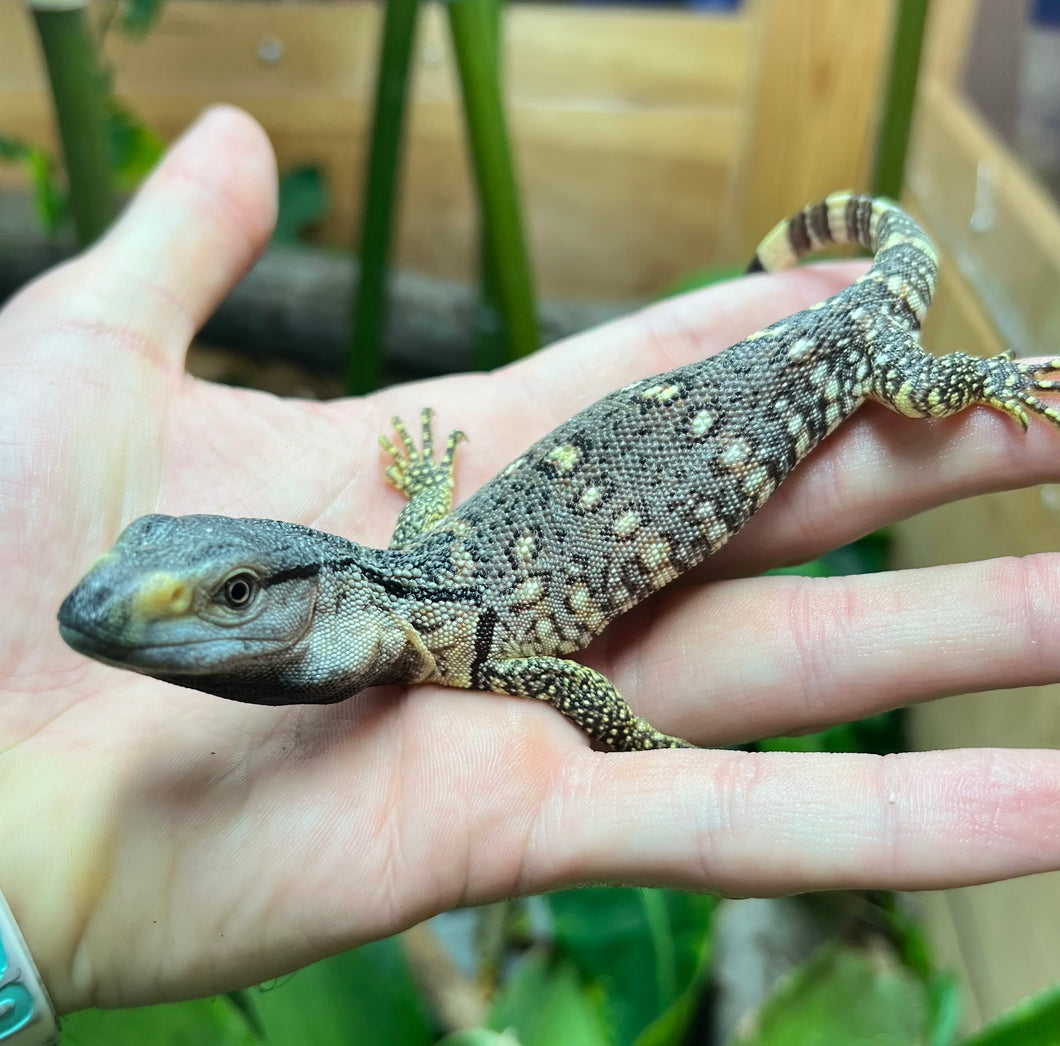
[[3, 108, 1060, 1014]]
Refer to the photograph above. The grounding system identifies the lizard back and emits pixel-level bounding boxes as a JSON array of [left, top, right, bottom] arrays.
[[442, 193, 937, 660]]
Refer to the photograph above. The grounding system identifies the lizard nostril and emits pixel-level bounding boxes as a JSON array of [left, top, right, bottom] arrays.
[[134, 573, 194, 620]]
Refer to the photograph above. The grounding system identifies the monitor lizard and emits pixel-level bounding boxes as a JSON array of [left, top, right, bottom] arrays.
[[57, 192, 1060, 751]]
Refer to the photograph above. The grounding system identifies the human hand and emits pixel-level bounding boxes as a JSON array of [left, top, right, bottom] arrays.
[[3, 108, 1059, 1014]]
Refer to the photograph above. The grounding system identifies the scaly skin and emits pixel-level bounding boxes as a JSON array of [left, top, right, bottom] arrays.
[[58, 193, 1060, 751]]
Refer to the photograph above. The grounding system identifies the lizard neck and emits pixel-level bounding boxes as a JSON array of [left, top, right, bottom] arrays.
[[352, 530, 487, 690]]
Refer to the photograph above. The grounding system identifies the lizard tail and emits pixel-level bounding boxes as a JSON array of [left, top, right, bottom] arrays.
[[746, 190, 939, 327]]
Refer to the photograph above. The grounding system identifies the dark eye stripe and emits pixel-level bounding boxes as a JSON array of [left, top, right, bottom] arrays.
[[262, 563, 323, 587]]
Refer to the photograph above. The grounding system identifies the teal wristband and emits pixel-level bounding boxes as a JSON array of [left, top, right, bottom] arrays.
[[0, 889, 58, 1044]]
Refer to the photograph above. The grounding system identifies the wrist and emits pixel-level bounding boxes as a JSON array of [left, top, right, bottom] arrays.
[[0, 749, 97, 1017]]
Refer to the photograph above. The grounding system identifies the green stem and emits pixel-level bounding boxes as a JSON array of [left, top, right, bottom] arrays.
[[472, 0, 505, 370], [872, 0, 931, 199], [348, 0, 420, 394], [30, 0, 115, 247], [447, 0, 538, 361], [640, 889, 678, 1005]]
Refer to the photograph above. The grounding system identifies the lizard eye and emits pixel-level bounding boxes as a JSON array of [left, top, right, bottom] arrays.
[[221, 572, 258, 609]]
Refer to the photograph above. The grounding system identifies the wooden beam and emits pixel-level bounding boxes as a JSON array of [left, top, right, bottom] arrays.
[[717, 0, 894, 262]]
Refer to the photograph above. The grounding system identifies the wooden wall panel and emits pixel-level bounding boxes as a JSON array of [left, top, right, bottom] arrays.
[[0, 0, 894, 298], [920, 0, 979, 85], [0, 0, 752, 300], [717, 0, 894, 262], [906, 80, 1060, 356]]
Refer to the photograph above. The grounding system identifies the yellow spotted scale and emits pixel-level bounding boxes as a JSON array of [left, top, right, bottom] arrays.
[[58, 193, 1060, 750]]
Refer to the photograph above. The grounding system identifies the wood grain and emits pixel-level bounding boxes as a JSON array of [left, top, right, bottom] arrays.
[[921, 0, 980, 86], [0, 0, 751, 300], [717, 0, 894, 262]]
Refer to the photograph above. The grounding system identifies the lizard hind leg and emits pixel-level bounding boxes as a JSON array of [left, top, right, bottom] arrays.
[[479, 656, 694, 751], [379, 407, 467, 549], [869, 344, 1060, 432]]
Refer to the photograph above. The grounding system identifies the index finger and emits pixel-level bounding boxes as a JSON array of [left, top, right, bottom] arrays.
[[512, 262, 864, 417], [376, 263, 867, 496]]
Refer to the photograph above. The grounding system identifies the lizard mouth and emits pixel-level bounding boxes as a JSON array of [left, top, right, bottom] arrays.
[[58, 608, 316, 678], [58, 622, 215, 672]]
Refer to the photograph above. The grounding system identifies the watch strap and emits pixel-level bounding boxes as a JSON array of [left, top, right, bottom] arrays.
[[0, 889, 59, 1045]]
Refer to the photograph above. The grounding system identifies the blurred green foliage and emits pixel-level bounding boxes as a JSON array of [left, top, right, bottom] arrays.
[[544, 888, 716, 1045], [60, 938, 432, 1045], [113, 0, 166, 37], [0, 134, 66, 231], [731, 943, 928, 1046], [958, 984, 1060, 1046], [104, 99, 164, 188], [54, 890, 1060, 1045], [0, 70, 162, 238], [273, 165, 330, 245]]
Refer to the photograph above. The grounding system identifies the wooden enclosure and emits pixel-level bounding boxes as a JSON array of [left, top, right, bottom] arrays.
[[0, 0, 893, 300]]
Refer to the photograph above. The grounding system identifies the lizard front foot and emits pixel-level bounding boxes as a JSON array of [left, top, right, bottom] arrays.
[[379, 407, 466, 501], [379, 408, 467, 548]]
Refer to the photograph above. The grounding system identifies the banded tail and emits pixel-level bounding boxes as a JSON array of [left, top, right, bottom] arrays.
[[746, 191, 939, 327]]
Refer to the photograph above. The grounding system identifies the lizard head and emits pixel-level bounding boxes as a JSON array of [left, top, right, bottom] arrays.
[[57, 514, 432, 704]]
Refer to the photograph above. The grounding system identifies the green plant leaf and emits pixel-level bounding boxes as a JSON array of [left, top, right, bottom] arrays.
[[26, 148, 68, 231], [0, 136, 67, 233], [756, 711, 902, 755], [764, 532, 893, 580], [957, 982, 1060, 1046], [274, 166, 330, 244], [0, 135, 29, 162], [730, 942, 928, 1045], [105, 100, 163, 188], [60, 995, 259, 1045], [632, 915, 714, 1046], [225, 990, 265, 1039], [247, 938, 433, 1046], [876, 894, 962, 1045], [120, 0, 166, 37], [821, 529, 892, 575], [926, 972, 963, 1046], [487, 952, 610, 1046], [439, 1030, 521, 1046], [764, 558, 832, 578], [547, 887, 717, 1046], [660, 266, 744, 298]]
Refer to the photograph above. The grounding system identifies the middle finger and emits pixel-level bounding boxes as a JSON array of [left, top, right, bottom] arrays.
[[589, 553, 1060, 745]]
